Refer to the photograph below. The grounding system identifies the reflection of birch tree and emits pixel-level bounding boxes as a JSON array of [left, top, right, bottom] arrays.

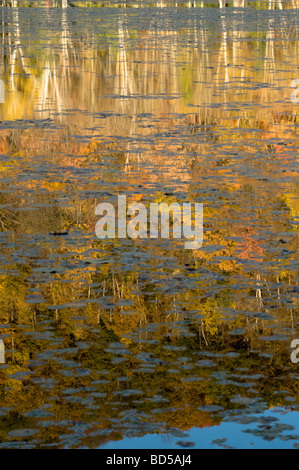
[[215, 12, 229, 102], [35, 8, 79, 119], [116, 15, 133, 97], [10, 6, 29, 91]]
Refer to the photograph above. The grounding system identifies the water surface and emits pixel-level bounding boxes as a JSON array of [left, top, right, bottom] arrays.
[[0, 0, 298, 449]]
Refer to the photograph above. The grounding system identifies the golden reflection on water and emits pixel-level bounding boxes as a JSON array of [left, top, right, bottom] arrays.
[[0, 4, 298, 448]]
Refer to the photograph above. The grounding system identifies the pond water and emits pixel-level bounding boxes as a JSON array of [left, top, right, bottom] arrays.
[[0, 0, 298, 449]]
